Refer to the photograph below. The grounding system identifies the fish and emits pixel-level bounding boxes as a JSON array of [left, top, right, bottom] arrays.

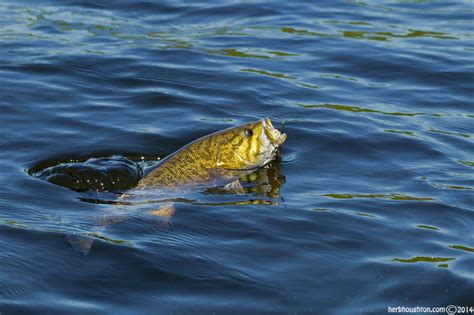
[[137, 117, 287, 190], [66, 117, 287, 254]]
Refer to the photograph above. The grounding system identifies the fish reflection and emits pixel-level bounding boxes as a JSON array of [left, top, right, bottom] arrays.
[[204, 159, 286, 199]]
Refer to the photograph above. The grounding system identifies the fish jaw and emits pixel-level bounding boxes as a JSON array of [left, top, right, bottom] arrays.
[[258, 117, 287, 166], [262, 117, 287, 148]]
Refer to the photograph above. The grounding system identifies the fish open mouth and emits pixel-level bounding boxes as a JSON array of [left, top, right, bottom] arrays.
[[262, 117, 287, 147], [258, 117, 287, 167]]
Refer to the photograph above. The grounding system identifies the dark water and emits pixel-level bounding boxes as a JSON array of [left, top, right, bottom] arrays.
[[1, 0, 473, 313]]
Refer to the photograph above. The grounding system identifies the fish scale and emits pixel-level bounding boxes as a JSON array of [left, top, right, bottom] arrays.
[[137, 118, 286, 189]]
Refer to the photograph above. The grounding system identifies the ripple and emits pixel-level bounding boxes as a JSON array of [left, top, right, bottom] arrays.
[[206, 48, 274, 59], [458, 160, 474, 168], [273, 24, 461, 43], [0, 278, 36, 298], [296, 103, 442, 117], [383, 129, 416, 136], [241, 68, 296, 79], [416, 225, 439, 231], [280, 26, 328, 37], [428, 128, 471, 138], [393, 256, 456, 263], [4, 219, 29, 228], [353, 212, 376, 218], [340, 29, 459, 41], [322, 193, 434, 201], [448, 245, 474, 253]]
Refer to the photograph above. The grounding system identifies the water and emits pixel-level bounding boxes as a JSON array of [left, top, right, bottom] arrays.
[[1, 0, 473, 313]]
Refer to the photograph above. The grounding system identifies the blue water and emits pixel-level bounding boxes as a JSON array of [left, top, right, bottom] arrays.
[[1, 0, 473, 313]]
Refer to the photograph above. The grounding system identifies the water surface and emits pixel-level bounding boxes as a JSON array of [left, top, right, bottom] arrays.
[[0, 0, 473, 313]]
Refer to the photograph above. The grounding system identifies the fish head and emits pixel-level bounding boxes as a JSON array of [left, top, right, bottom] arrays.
[[216, 117, 287, 170]]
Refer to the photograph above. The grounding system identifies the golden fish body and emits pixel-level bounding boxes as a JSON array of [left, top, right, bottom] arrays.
[[137, 118, 287, 189]]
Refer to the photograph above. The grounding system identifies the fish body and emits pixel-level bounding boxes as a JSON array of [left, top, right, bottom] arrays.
[[137, 117, 287, 190]]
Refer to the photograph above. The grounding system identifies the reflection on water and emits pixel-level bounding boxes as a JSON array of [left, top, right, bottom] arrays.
[[448, 245, 474, 253], [353, 212, 376, 218], [241, 68, 296, 79], [296, 103, 442, 117], [205, 160, 286, 199], [416, 224, 439, 231], [340, 29, 458, 41], [322, 193, 434, 201], [3, 0, 465, 61], [394, 256, 455, 263]]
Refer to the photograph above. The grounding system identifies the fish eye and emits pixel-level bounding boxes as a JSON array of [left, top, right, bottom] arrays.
[[243, 128, 253, 138]]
